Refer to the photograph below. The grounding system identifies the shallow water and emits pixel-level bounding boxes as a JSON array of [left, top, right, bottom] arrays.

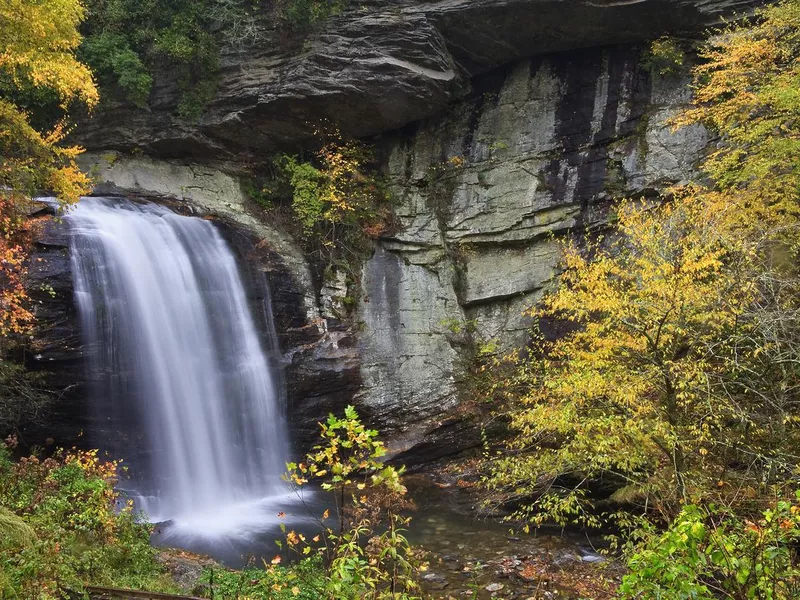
[[404, 478, 607, 598]]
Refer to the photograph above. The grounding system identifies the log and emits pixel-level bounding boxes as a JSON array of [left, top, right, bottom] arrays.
[[86, 585, 204, 600]]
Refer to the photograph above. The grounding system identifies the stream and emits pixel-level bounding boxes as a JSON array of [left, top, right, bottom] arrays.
[[148, 475, 611, 599]]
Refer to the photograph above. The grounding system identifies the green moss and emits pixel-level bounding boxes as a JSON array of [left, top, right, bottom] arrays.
[[0, 507, 34, 550], [604, 157, 627, 197], [633, 110, 652, 164]]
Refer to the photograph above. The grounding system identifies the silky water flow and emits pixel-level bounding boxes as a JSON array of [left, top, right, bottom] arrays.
[[66, 197, 310, 554]]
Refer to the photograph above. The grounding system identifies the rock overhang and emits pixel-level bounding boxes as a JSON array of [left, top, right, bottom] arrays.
[[73, 0, 761, 160]]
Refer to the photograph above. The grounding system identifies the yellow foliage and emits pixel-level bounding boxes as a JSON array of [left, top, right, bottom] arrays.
[[0, 0, 98, 340], [673, 0, 800, 223], [488, 193, 757, 523], [0, 0, 98, 108], [485, 0, 800, 528]]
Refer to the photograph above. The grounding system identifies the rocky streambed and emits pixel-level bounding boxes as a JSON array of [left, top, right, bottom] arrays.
[[417, 529, 618, 600], [406, 477, 622, 600], [150, 473, 621, 599]]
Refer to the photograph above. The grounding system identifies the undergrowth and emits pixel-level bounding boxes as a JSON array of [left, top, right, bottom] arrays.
[[0, 438, 176, 598]]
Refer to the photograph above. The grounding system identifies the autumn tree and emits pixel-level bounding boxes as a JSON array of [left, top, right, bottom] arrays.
[[0, 0, 98, 425], [482, 194, 764, 526], [483, 0, 800, 528]]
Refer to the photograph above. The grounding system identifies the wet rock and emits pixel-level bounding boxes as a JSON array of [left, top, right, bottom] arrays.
[[19, 214, 89, 449], [579, 549, 605, 563], [422, 573, 450, 590], [155, 549, 218, 593]]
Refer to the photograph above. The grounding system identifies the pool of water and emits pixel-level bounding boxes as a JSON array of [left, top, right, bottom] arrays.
[[403, 476, 609, 598], [148, 488, 331, 568], [147, 474, 610, 597]]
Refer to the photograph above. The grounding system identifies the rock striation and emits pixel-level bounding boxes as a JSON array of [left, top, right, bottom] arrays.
[[73, 0, 754, 160], [357, 45, 708, 449]]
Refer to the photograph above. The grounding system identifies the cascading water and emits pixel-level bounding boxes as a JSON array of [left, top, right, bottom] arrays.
[[66, 196, 299, 545]]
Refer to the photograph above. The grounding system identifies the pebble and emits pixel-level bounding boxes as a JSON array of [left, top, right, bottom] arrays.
[[580, 552, 604, 563], [485, 582, 505, 592], [421, 573, 449, 590]]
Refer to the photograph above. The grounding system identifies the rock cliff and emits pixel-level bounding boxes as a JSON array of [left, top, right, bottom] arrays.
[[29, 0, 756, 457], [359, 46, 707, 443], [74, 0, 751, 159]]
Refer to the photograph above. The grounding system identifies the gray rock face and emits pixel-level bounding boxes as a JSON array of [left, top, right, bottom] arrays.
[[358, 45, 708, 439], [34, 0, 752, 458], [359, 246, 466, 425], [73, 0, 752, 160], [23, 215, 90, 446]]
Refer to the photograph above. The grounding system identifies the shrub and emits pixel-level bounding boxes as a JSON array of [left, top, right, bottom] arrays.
[[80, 0, 225, 118], [642, 37, 685, 76], [277, 138, 391, 239], [265, 135, 393, 292], [0, 438, 176, 598], [199, 556, 327, 599], [620, 495, 800, 599], [80, 31, 152, 107], [284, 406, 425, 600]]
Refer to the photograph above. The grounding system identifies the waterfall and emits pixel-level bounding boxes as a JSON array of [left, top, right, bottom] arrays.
[[67, 197, 292, 538]]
